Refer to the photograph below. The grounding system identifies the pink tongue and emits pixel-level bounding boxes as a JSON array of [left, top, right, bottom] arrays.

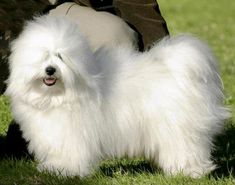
[[44, 77, 56, 86]]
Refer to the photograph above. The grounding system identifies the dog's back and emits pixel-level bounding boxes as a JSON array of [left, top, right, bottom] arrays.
[[94, 35, 230, 177]]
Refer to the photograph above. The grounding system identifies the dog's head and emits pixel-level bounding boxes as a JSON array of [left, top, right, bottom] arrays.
[[6, 16, 100, 109]]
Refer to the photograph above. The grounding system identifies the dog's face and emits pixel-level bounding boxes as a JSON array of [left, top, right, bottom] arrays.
[[6, 16, 99, 109], [20, 49, 70, 93]]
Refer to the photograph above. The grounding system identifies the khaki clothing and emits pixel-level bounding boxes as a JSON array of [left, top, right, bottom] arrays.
[[75, 0, 169, 49]]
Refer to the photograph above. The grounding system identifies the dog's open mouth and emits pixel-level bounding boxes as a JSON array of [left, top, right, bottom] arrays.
[[43, 77, 57, 86]]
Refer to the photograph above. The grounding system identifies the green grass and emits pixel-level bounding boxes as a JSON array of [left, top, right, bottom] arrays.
[[0, 96, 11, 135], [159, 0, 235, 121], [0, 0, 235, 184]]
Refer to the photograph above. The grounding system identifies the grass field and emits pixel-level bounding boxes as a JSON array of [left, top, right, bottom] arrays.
[[0, 0, 235, 184]]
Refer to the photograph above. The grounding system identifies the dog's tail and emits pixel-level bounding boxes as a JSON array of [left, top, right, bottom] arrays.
[[150, 35, 218, 85], [151, 34, 230, 129]]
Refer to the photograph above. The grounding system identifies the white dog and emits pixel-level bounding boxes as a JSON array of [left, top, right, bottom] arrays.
[[48, 2, 138, 50], [6, 16, 229, 178]]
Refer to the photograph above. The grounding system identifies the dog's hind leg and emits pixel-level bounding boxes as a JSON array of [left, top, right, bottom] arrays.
[[153, 117, 216, 178]]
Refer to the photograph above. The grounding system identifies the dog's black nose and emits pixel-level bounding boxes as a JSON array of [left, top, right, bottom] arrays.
[[45, 66, 56, 76]]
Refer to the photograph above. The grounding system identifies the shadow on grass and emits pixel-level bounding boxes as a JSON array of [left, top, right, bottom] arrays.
[[0, 121, 30, 159], [99, 158, 156, 177], [100, 120, 235, 178], [0, 120, 234, 178], [212, 119, 235, 177]]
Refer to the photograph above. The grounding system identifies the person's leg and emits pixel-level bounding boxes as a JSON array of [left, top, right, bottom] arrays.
[[114, 0, 169, 50], [0, 32, 9, 94], [75, 0, 169, 50], [0, 62, 8, 94]]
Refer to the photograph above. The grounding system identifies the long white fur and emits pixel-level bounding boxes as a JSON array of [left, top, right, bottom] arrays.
[[6, 16, 229, 178]]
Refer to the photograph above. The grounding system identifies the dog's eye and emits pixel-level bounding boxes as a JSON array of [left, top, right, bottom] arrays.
[[56, 53, 63, 61]]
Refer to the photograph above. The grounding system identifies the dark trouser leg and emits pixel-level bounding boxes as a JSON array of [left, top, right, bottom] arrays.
[[114, 0, 169, 50], [76, 0, 169, 50], [0, 60, 8, 94], [0, 32, 10, 94]]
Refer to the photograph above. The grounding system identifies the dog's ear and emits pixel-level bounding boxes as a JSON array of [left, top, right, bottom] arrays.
[[55, 52, 86, 82], [57, 52, 100, 97]]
